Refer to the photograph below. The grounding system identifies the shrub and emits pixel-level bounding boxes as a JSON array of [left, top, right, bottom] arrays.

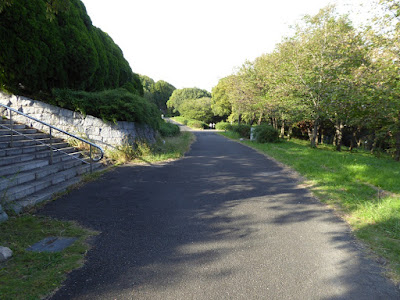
[[253, 125, 280, 143], [215, 121, 232, 131], [231, 124, 251, 138], [158, 121, 180, 137], [51, 88, 161, 128], [187, 120, 207, 129], [0, 0, 143, 97]]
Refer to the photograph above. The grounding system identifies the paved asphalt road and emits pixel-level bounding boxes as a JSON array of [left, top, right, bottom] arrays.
[[39, 129, 400, 299]]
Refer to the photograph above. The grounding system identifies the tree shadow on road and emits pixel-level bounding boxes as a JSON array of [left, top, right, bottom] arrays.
[[39, 132, 399, 299]]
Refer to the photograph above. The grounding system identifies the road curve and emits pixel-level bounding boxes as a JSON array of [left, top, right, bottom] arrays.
[[40, 131, 400, 300]]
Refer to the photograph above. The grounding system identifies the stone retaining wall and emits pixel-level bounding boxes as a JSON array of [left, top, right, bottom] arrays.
[[0, 92, 158, 222], [0, 92, 156, 150], [0, 204, 8, 223]]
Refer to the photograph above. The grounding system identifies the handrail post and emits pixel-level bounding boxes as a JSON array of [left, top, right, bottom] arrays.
[[49, 127, 53, 165], [90, 144, 93, 173], [9, 109, 13, 148]]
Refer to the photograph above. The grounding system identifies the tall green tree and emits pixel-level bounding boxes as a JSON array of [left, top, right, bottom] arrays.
[[179, 97, 214, 123], [211, 77, 232, 119], [279, 6, 365, 148], [167, 87, 210, 114], [139, 75, 176, 113]]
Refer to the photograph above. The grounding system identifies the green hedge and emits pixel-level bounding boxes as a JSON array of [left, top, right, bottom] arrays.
[[231, 124, 251, 138], [215, 121, 232, 131], [51, 88, 161, 128], [252, 125, 279, 143], [0, 0, 142, 97]]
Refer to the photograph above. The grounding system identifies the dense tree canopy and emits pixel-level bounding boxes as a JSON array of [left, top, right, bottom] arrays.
[[140, 75, 176, 113], [0, 0, 142, 97], [166, 87, 211, 114], [179, 97, 214, 123], [211, 3, 400, 160]]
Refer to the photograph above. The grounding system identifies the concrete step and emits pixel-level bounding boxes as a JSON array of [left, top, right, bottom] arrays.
[[3, 162, 86, 203], [0, 159, 49, 177], [0, 128, 37, 135], [0, 116, 106, 216], [0, 124, 27, 130], [9, 177, 83, 214], [0, 137, 63, 149], [0, 142, 70, 157], [0, 119, 16, 124], [0, 156, 84, 191], [0, 132, 49, 142], [7, 163, 104, 213], [0, 151, 82, 177], [0, 146, 78, 167]]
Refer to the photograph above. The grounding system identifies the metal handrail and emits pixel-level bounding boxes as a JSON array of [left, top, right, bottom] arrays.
[[0, 103, 104, 171]]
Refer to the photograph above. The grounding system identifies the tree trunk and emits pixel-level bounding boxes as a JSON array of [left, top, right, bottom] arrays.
[[307, 128, 313, 142], [315, 124, 320, 146], [257, 112, 263, 126], [335, 120, 343, 151], [349, 128, 357, 152], [249, 114, 255, 126], [371, 135, 378, 154], [280, 120, 285, 138], [320, 129, 324, 145], [238, 114, 242, 125], [272, 118, 278, 130], [288, 126, 293, 140], [311, 119, 319, 148]]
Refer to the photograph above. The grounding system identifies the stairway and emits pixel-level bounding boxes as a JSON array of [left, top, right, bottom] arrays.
[[0, 117, 104, 216]]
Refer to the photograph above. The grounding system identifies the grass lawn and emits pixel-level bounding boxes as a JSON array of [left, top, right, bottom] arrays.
[[0, 215, 97, 299], [220, 132, 400, 282], [170, 116, 207, 129], [106, 131, 195, 164], [138, 132, 195, 163]]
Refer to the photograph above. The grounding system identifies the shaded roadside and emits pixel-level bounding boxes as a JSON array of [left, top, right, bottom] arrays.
[[39, 131, 400, 299]]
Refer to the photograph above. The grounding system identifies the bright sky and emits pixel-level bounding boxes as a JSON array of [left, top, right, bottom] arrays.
[[82, 0, 373, 92]]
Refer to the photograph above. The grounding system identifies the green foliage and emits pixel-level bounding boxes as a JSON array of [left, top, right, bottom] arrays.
[[147, 132, 195, 162], [172, 116, 189, 125], [106, 132, 195, 164], [215, 121, 232, 131], [187, 119, 208, 129], [51, 88, 161, 128], [212, 4, 400, 159], [167, 87, 211, 114], [231, 124, 251, 138], [158, 121, 180, 137], [0, 0, 142, 97], [253, 125, 280, 143], [179, 97, 213, 123], [140, 75, 176, 113], [211, 77, 232, 118], [172, 116, 208, 129]]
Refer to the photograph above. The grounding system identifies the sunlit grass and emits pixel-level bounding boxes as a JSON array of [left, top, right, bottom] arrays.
[[139, 132, 195, 163], [0, 215, 97, 299], [106, 132, 195, 164], [220, 132, 400, 282]]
